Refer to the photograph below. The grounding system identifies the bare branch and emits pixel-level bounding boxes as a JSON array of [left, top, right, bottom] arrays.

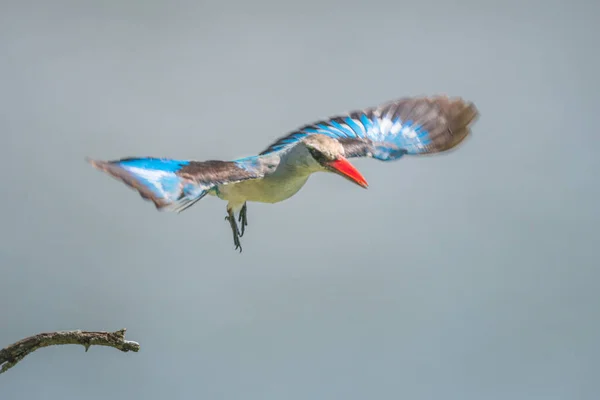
[[0, 328, 140, 375]]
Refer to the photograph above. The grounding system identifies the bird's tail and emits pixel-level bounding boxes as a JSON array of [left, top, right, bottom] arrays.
[[86, 157, 208, 213]]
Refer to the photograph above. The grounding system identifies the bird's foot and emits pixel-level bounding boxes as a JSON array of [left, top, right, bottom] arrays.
[[225, 211, 243, 253], [238, 202, 248, 237]]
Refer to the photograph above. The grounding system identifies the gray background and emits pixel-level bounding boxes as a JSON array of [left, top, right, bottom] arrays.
[[1, 0, 598, 399]]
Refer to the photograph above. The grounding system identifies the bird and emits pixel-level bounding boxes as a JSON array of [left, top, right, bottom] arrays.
[[87, 95, 479, 252]]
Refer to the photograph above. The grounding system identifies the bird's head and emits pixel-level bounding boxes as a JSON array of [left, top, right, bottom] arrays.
[[303, 134, 369, 189]]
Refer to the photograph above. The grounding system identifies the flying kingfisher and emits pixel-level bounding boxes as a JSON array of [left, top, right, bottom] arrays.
[[87, 95, 479, 252]]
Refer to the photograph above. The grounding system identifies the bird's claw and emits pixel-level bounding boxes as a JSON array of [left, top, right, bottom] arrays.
[[225, 211, 243, 253], [238, 203, 248, 237]]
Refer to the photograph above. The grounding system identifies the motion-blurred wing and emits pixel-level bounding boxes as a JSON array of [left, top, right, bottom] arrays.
[[87, 156, 267, 213], [260, 95, 479, 161]]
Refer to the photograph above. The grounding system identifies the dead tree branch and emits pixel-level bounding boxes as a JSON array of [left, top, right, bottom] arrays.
[[0, 328, 140, 375]]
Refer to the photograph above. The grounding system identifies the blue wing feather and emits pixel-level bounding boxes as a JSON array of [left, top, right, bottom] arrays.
[[87, 156, 267, 213], [260, 96, 478, 161], [115, 158, 194, 205], [114, 158, 190, 172]]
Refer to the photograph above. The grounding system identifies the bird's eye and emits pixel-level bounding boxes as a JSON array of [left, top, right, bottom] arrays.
[[308, 147, 329, 164]]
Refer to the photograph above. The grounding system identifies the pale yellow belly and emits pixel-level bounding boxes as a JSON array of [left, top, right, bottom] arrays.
[[214, 173, 311, 205]]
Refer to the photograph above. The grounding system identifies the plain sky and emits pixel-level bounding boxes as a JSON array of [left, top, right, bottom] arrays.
[[1, 0, 599, 399]]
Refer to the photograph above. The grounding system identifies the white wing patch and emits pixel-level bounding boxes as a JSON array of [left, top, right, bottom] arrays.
[[122, 166, 181, 202]]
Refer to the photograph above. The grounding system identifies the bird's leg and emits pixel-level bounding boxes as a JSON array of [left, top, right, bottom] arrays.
[[238, 202, 248, 237], [225, 208, 242, 252]]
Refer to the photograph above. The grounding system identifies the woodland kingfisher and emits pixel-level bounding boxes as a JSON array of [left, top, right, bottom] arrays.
[[87, 95, 479, 252]]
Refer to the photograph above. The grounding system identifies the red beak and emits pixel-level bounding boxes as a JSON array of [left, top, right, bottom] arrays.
[[326, 157, 369, 188]]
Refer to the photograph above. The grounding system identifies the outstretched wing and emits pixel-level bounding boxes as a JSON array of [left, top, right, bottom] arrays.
[[87, 156, 271, 213], [260, 95, 479, 161]]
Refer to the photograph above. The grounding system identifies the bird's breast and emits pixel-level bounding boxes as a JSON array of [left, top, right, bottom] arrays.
[[216, 170, 311, 204], [214, 146, 321, 205]]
